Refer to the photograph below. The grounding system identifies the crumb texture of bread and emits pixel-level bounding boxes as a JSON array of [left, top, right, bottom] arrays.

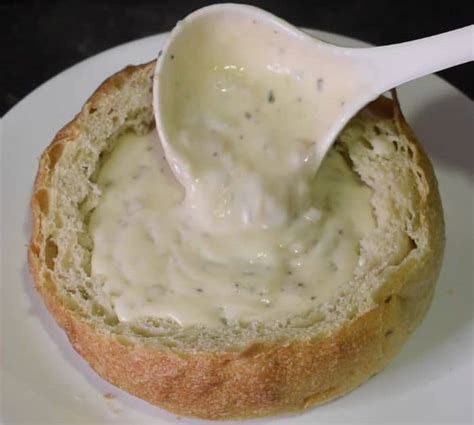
[[28, 62, 445, 419]]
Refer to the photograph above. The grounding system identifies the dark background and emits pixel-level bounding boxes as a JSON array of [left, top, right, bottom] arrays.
[[1, 0, 473, 115]]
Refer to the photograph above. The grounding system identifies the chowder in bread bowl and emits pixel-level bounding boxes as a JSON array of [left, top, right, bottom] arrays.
[[28, 60, 444, 419]]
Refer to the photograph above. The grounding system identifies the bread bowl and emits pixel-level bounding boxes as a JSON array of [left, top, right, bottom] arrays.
[[28, 60, 445, 419]]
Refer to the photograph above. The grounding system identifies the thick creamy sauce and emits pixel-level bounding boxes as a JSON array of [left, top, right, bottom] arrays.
[[89, 132, 374, 327], [158, 11, 371, 231]]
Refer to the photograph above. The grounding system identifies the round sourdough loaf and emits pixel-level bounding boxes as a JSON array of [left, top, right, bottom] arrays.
[[28, 61, 445, 419]]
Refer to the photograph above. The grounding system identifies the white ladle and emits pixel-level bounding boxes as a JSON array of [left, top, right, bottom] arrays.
[[153, 4, 472, 181]]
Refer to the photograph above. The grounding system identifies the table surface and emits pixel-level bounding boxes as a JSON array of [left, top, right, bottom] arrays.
[[1, 0, 473, 116]]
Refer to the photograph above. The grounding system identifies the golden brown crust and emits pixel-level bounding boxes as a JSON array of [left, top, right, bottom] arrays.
[[28, 63, 445, 420]]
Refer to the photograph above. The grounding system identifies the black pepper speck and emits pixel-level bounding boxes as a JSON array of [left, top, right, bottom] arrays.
[[267, 90, 275, 103], [317, 78, 324, 91]]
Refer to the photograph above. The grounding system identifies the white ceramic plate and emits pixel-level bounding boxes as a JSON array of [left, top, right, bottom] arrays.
[[1, 30, 473, 425]]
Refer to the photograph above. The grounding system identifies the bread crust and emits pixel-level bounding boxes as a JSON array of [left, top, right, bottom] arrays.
[[28, 63, 445, 419]]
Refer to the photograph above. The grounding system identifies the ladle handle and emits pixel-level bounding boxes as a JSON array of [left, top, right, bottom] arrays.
[[351, 25, 473, 93]]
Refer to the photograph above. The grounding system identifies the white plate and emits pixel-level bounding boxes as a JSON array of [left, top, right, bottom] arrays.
[[1, 30, 473, 425]]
